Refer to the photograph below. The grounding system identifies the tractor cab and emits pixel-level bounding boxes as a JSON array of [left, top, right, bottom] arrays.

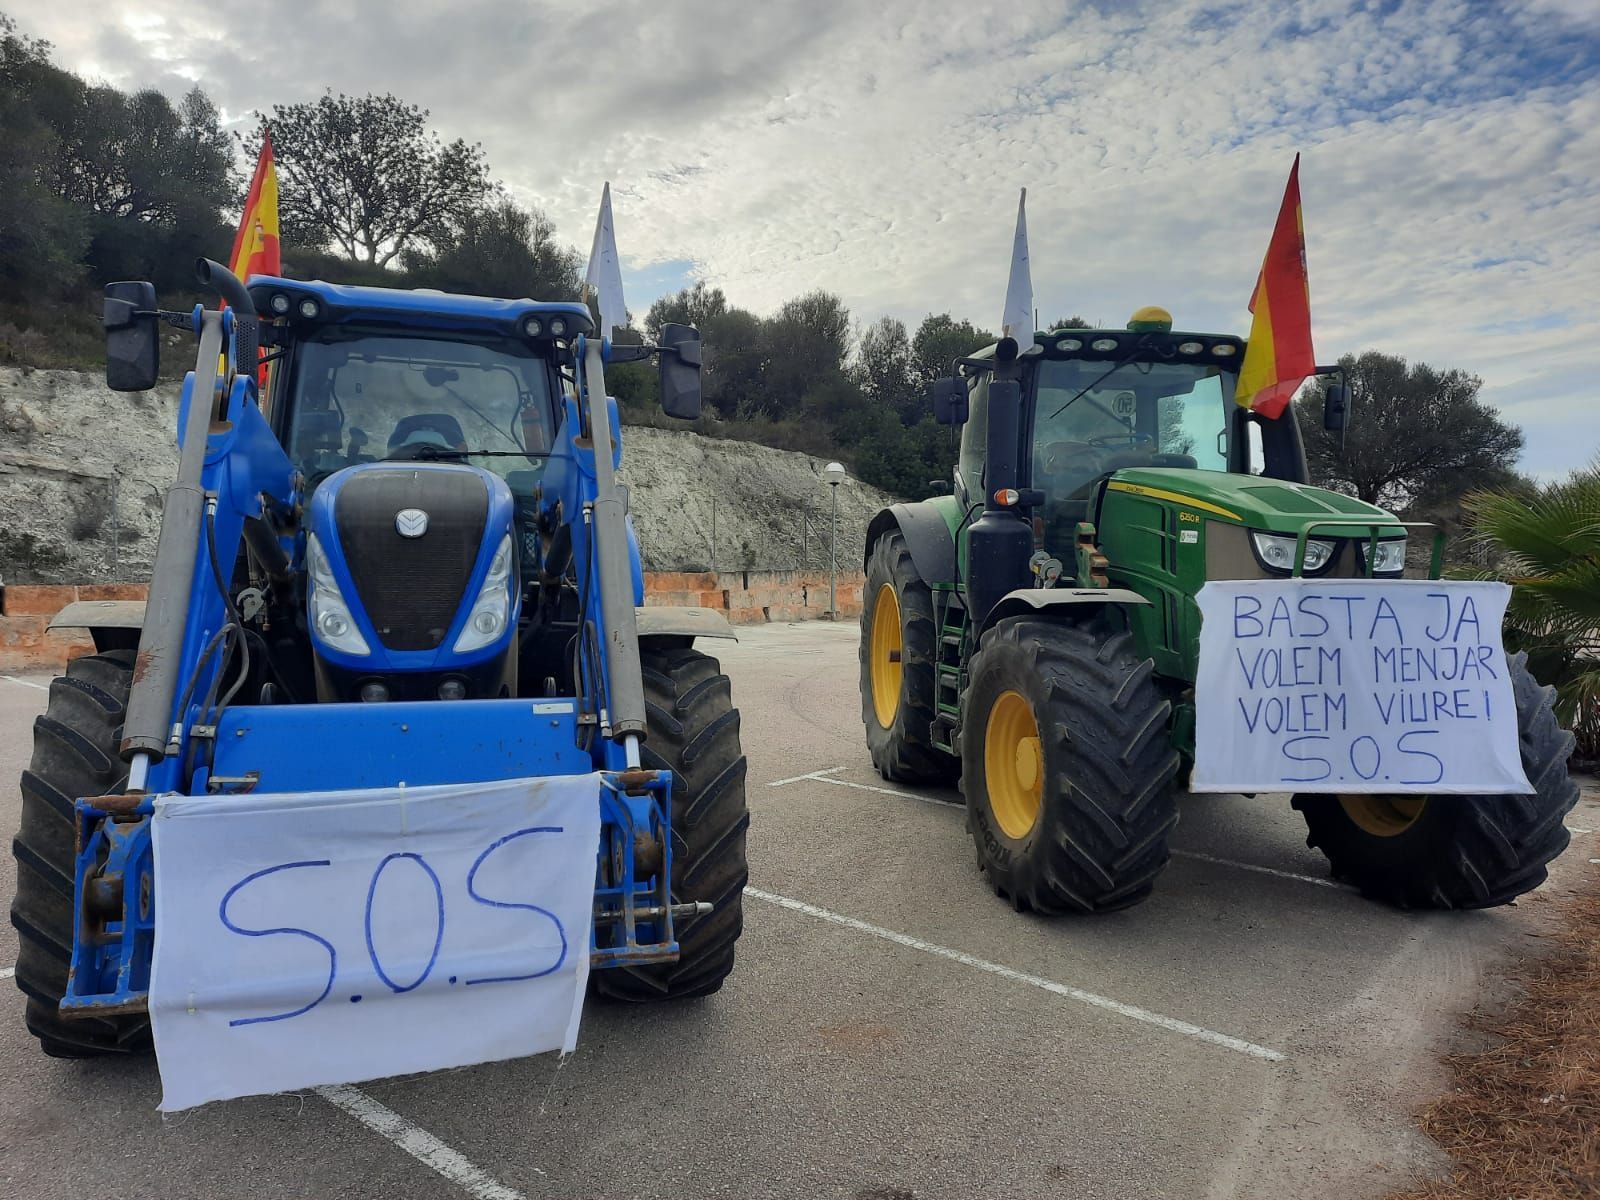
[[953, 307, 1325, 560], [247, 279, 595, 705]]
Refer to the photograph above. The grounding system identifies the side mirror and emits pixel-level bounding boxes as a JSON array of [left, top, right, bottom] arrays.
[[931, 376, 968, 425], [1323, 380, 1348, 433], [656, 322, 703, 420], [104, 281, 159, 392], [925, 479, 952, 495]]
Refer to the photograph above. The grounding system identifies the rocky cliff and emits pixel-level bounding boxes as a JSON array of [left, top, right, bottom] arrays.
[[0, 367, 899, 585]]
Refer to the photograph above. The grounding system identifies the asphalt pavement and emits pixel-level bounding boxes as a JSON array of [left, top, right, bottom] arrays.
[[2, 623, 1596, 1200]]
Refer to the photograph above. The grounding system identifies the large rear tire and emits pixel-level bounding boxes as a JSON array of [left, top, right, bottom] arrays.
[[594, 644, 749, 1001], [860, 531, 957, 784], [961, 615, 1180, 914], [10, 650, 152, 1057], [1294, 652, 1578, 908]]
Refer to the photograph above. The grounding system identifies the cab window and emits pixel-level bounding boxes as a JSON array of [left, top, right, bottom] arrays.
[[282, 329, 558, 496]]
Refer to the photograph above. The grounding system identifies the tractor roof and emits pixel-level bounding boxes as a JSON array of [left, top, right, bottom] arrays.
[[245, 275, 594, 338]]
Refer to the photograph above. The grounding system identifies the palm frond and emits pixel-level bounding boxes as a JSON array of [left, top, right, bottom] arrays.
[[1464, 460, 1600, 759]]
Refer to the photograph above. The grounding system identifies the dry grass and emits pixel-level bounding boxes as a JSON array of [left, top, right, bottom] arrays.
[[1389, 873, 1600, 1199]]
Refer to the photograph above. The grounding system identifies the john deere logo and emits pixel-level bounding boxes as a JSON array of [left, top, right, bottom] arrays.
[[395, 508, 429, 538]]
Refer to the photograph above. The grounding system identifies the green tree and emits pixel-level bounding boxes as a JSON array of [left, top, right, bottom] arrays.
[[1464, 462, 1600, 761], [911, 313, 994, 389], [1045, 315, 1090, 330], [855, 316, 917, 424], [249, 92, 493, 267], [51, 84, 234, 224], [644, 281, 728, 339], [760, 289, 851, 417], [1302, 351, 1524, 507], [405, 197, 582, 301], [0, 15, 85, 292]]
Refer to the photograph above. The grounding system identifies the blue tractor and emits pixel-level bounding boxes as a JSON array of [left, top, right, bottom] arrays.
[[10, 260, 748, 1056]]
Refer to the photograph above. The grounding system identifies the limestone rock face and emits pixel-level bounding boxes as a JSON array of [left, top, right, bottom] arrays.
[[0, 367, 901, 585]]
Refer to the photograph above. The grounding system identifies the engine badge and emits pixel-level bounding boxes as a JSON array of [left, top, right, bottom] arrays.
[[395, 508, 430, 538]]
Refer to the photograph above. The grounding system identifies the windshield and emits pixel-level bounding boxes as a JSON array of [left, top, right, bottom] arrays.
[[283, 330, 558, 494], [1032, 357, 1235, 495]]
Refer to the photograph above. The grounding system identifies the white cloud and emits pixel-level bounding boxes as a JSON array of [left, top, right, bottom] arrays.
[[14, 0, 1599, 475]]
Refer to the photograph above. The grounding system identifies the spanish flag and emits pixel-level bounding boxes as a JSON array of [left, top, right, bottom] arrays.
[[229, 132, 280, 283], [1235, 155, 1313, 419]]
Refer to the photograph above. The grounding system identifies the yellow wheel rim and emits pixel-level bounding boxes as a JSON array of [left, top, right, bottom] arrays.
[[1339, 794, 1427, 838], [868, 583, 903, 729], [984, 690, 1043, 840]]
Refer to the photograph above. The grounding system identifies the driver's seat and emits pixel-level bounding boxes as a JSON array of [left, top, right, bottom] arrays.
[[389, 413, 467, 453]]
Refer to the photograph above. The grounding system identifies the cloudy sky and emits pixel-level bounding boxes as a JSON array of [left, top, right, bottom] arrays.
[[14, 0, 1599, 476]]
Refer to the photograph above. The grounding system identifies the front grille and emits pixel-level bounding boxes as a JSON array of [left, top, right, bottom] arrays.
[[335, 466, 489, 651]]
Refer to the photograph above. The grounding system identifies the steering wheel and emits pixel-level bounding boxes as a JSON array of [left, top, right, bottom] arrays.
[[1087, 432, 1155, 450], [1039, 440, 1103, 474]]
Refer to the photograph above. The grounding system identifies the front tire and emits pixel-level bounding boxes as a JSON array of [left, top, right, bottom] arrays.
[[961, 616, 1180, 914], [860, 531, 956, 783], [10, 650, 152, 1057], [594, 644, 749, 1001], [1294, 652, 1578, 908]]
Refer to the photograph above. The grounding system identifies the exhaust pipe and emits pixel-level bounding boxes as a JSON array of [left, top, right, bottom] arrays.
[[195, 258, 258, 377]]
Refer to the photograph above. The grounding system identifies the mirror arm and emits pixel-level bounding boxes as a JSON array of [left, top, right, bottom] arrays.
[[605, 343, 654, 364]]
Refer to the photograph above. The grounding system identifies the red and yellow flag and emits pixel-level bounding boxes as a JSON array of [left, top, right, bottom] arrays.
[[229, 132, 280, 283], [1235, 155, 1314, 420]]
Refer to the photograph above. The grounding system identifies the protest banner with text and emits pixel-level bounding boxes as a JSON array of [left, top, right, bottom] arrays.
[[1193, 580, 1530, 795]]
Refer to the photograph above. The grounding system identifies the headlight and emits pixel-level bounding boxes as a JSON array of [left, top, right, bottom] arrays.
[[307, 534, 370, 656], [1251, 530, 1336, 574], [453, 534, 515, 653], [1362, 537, 1407, 576]]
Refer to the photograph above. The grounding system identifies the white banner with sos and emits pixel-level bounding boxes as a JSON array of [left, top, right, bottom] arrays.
[[1193, 580, 1532, 796], [148, 775, 602, 1111]]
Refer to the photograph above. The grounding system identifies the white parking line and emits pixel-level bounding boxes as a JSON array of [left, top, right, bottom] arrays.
[[1171, 849, 1343, 890], [1, 675, 49, 691], [766, 766, 846, 787], [746, 887, 1283, 1061], [0, 954, 520, 1198], [769, 768, 1344, 890], [317, 1084, 531, 1198]]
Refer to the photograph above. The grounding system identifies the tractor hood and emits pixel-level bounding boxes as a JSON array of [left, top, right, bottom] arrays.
[[1105, 468, 1405, 536]]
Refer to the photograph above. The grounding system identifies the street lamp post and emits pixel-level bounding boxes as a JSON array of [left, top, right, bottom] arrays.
[[822, 461, 846, 619]]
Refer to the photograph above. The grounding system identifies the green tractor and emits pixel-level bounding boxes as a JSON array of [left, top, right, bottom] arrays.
[[859, 308, 1577, 913]]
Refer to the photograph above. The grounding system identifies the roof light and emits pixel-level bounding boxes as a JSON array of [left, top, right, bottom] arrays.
[[1178, 341, 1204, 355], [297, 298, 321, 320], [522, 316, 543, 337], [1055, 336, 1083, 351], [1091, 338, 1119, 352], [1128, 305, 1173, 332], [269, 293, 291, 316], [549, 317, 567, 337], [1213, 343, 1237, 357]]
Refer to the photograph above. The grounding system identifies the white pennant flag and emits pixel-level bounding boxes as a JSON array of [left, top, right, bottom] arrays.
[[584, 182, 627, 340], [1001, 187, 1033, 345]]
